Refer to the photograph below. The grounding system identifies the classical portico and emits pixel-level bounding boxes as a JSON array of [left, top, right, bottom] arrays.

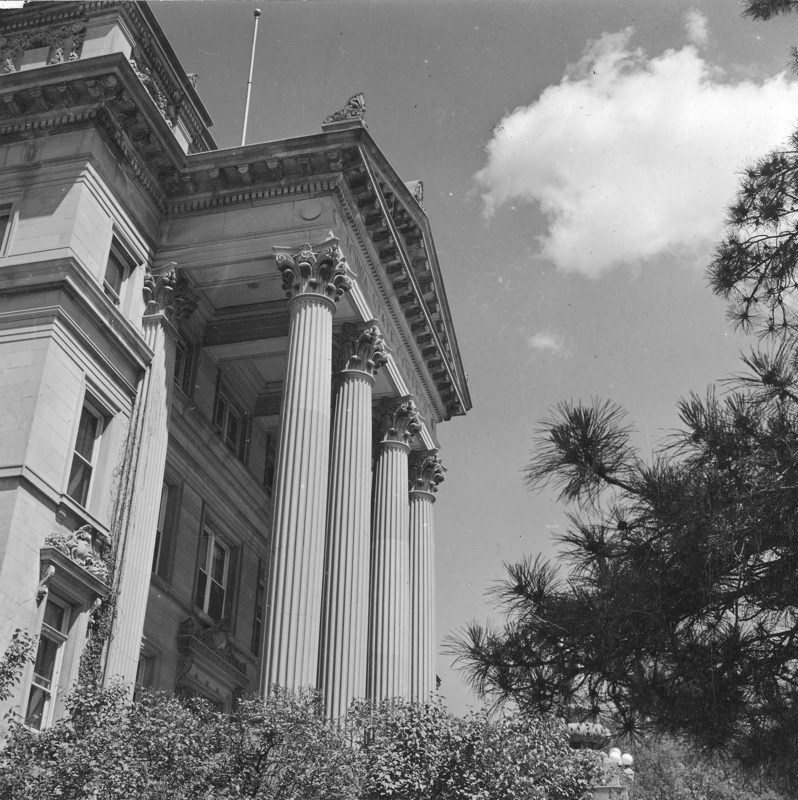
[[0, 0, 471, 728]]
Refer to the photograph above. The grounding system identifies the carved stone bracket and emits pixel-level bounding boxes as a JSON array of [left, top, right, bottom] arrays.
[[37, 565, 56, 605], [409, 450, 445, 494], [45, 524, 109, 583], [335, 322, 388, 377], [274, 239, 353, 304], [375, 396, 422, 446], [176, 615, 248, 700], [322, 92, 367, 130], [143, 264, 197, 322]]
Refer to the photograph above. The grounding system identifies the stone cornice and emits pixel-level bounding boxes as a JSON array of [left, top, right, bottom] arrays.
[[0, 36, 469, 419], [0, 53, 190, 212], [167, 131, 470, 419], [0, 1, 215, 151]]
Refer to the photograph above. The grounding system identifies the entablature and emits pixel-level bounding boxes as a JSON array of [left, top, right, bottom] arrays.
[[163, 132, 469, 421]]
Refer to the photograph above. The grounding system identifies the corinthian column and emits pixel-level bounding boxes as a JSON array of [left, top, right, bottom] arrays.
[[262, 239, 352, 692], [408, 451, 445, 701], [318, 323, 387, 720], [367, 397, 421, 701], [105, 267, 196, 687]]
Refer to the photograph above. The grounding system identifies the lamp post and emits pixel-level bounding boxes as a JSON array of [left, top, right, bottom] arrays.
[[565, 717, 634, 800]]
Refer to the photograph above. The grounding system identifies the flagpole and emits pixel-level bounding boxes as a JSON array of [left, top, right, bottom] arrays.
[[241, 8, 261, 147]]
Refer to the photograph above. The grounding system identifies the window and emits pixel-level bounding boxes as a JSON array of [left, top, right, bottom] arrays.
[[103, 236, 135, 306], [66, 402, 104, 508], [213, 388, 248, 459], [174, 339, 195, 396], [195, 526, 236, 623], [25, 597, 69, 730], [0, 201, 13, 255], [134, 654, 157, 701], [251, 559, 265, 657], [263, 432, 276, 497], [152, 482, 178, 581]]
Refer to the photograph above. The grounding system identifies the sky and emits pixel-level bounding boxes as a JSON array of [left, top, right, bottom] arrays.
[[150, 0, 798, 714]]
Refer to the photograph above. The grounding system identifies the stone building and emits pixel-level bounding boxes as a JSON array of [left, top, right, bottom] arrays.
[[0, 1, 470, 727]]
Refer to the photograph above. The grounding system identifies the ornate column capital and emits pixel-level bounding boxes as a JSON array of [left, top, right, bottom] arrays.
[[274, 238, 353, 304], [375, 396, 422, 447], [143, 264, 198, 322], [334, 322, 389, 378], [409, 451, 445, 495]]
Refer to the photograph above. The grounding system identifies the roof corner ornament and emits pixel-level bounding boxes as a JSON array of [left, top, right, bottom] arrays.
[[405, 179, 424, 207], [322, 92, 367, 131]]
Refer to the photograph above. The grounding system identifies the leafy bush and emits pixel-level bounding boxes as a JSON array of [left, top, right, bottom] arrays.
[[0, 685, 360, 800], [353, 697, 600, 800], [0, 673, 597, 799]]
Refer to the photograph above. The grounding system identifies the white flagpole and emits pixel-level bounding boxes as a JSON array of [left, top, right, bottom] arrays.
[[241, 8, 261, 147]]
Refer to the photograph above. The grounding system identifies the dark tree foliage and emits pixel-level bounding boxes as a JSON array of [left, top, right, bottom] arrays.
[[742, 0, 798, 22], [451, 4, 798, 793], [711, 2, 798, 332], [451, 364, 798, 792]]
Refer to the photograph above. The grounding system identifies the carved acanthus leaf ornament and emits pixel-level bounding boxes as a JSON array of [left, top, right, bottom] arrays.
[[376, 397, 422, 446], [323, 92, 367, 128], [143, 265, 197, 321], [275, 239, 353, 303], [337, 322, 389, 377], [409, 451, 445, 494]]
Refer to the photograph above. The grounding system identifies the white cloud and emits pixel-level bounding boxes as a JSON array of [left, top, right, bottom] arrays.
[[475, 25, 798, 278], [684, 9, 709, 48], [527, 331, 566, 354]]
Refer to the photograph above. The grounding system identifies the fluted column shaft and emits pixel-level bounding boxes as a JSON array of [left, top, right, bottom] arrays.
[[367, 398, 421, 701], [408, 452, 444, 701], [319, 325, 387, 720], [409, 490, 437, 700], [262, 239, 351, 692], [105, 269, 192, 687], [263, 294, 334, 689]]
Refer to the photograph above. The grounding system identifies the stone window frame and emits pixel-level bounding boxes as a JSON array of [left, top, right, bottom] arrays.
[[262, 429, 277, 497], [65, 398, 105, 510], [22, 528, 109, 730], [134, 637, 162, 701], [193, 519, 239, 626], [212, 381, 249, 461], [61, 382, 120, 525], [24, 594, 71, 730], [174, 337, 197, 397], [0, 194, 20, 257], [151, 478, 181, 583], [250, 557, 266, 658], [103, 233, 139, 310]]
